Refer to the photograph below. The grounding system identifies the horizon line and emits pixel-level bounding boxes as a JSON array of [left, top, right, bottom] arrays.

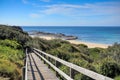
[[1, 24, 120, 27]]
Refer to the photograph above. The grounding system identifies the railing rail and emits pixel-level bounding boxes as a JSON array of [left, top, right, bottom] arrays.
[[33, 48, 113, 80], [33, 49, 73, 80], [25, 48, 28, 80]]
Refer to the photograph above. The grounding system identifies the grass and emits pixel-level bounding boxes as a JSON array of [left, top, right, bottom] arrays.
[[0, 40, 24, 80]]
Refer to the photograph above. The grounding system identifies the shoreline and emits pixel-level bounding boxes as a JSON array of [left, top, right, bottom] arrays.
[[30, 35, 109, 48], [67, 40, 109, 48]]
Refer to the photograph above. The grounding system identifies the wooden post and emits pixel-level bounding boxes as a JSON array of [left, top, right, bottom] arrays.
[[22, 67, 25, 80], [55, 60, 59, 77], [43, 54, 46, 64], [48, 57, 51, 68], [24, 58, 26, 66], [40, 52, 42, 60], [70, 68, 75, 79]]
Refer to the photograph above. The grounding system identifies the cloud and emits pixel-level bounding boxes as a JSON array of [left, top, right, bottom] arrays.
[[40, 0, 51, 2], [28, 1, 120, 26], [38, 2, 120, 17], [22, 0, 28, 4], [29, 13, 40, 18], [38, 4, 87, 16]]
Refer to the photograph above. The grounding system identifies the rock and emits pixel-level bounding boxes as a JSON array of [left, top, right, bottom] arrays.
[[29, 31, 78, 40]]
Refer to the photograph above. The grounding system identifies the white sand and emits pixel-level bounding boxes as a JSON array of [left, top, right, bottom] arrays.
[[30, 35, 109, 48], [67, 40, 109, 48]]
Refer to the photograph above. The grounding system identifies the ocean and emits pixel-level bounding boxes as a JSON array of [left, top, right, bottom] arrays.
[[21, 26, 120, 45]]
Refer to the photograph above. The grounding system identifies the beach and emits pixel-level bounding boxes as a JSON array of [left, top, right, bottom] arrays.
[[30, 35, 109, 48], [67, 40, 109, 48]]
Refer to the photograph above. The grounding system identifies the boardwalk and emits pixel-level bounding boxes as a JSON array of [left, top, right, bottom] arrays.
[[23, 48, 113, 80], [27, 52, 59, 80]]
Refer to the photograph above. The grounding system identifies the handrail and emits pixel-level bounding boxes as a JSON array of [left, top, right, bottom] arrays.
[[25, 48, 28, 80], [33, 50, 73, 80], [33, 48, 113, 80]]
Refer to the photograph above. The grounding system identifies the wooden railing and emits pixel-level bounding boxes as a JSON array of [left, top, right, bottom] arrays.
[[25, 49, 28, 80], [22, 49, 28, 80], [33, 48, 113, 80]]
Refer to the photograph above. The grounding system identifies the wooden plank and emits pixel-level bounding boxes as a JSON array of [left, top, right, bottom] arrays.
[[27, 52, 59, 80], [27, 53, 37, 80], [31, 52, 59, 80]]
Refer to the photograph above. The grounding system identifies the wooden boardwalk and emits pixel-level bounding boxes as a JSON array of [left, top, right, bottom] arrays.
[[27, 52, 59, 80], [23, 48, 113, 80]]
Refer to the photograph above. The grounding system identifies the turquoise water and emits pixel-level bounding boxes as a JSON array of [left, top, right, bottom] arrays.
[[22, 26, 120, 44]]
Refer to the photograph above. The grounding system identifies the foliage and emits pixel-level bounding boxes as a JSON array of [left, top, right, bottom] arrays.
[[0, 34, 24, 79], [0, 39, 22, 49], [100, 61, 120, 78], [59, 65, 69, 75], [114, 76, 120, 80], [0, 25, 31, 47], [88, 48, 105, 61], [28, 37, 120, 79], [69, 58, 88, 67], [1, 25, 120, 79], [0, 59, 20, 80], [0, 25, 28, 79], [74, 73, 94, 80], [107, 43, 120, 64], [76, 44, 89, 55]]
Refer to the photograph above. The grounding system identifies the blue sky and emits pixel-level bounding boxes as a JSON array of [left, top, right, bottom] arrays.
[[0, 0, 120, 26]]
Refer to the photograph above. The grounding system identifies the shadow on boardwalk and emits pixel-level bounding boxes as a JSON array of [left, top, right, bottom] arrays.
[[27, 52, 59, 80]]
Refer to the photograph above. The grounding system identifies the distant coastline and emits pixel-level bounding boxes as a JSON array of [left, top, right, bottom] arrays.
[[22, 26, 120, 45], [29, 31, 109, 48], [29, 31, 78, 40]]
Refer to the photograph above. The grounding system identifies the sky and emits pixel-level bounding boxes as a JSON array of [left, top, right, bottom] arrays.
[[0, 0, 120, 26]]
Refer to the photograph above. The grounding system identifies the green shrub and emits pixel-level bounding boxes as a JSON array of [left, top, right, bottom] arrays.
[[89, 48, 104, 60], [69, 58, 88, 67], [100, 62, 120, 78], [0, 25, 31, 47], [76, 44, 89, 55], [114, 76, 120, 80], [0, 39, 22, 49], [74, 73, 94, 80], [59, 65, 69, 75], [107, 43, 120, 64], [0, 60, 21, 80], [0, 39, 24, 79]]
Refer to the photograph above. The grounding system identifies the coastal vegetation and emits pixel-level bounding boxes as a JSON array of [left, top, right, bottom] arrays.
[[0, 40, 24, 80], [0, 25, 31, 47], [0, 25, 31, 80], [0, 25, 120, 80], [28, 38, 120, 79]]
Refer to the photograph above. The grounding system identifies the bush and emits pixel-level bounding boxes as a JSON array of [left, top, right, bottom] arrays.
[[100, 62, 120, 78], [0, 39, 22, 49], [59, 65, 69, 75], [89, 48, 104, 60], [76, 44, 89, 55], [69, 58, 88, 67], [114, 76, 120, 80], [74, 73, 94, 80], [0, 60, 21, 80], [0, 25, 31, 47], [0, 40, 24, 80], [107, 43, 120, 64]]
